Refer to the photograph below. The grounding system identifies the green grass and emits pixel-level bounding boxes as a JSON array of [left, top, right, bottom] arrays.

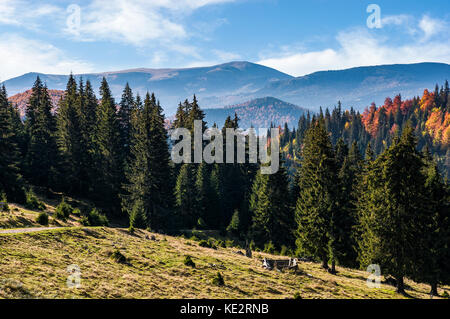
[[1, 226, 449, 299]]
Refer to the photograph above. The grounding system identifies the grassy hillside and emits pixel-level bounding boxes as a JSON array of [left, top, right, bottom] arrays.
[[1, 226, 449, 299]]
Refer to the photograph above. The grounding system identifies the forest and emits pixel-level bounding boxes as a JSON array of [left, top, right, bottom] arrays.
[[0, 75, 449, 295]]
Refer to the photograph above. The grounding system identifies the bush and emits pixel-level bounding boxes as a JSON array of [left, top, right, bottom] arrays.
[[111, 249, 127, 264], [293, 292, 302, 299], [129, 200, 147, 229], [197, 217, 207, 229], [36, 212, 49, 225], [212, 272, 225, 286], [199, 239, 217, 250], [72, 208, 81, 217], [226, 210, 240, 235], [0, 192, 9, 212], [83, 208, 109, 226], [55, 198, 73, 220], [183, 255, 196, 268], [25, 190, 45, 211], [264, 241, 275, 254], [216, 240, 226, 248]]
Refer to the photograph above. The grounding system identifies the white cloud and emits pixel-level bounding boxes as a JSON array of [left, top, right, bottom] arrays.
[[258, 15, 450, 77], [0, 0, 61, 28], [69, 0, 235, 46], [419, 15, 445, 41], [0, 34, 93, 81]]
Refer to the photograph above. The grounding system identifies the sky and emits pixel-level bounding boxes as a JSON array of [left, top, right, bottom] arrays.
[[0, 0, 449, 81]]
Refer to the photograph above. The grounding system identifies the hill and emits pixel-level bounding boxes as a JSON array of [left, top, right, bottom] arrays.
[[204, 97, 308, 129], [8, 89, 65, 117], [1, 62, 292, 115], [1, 225, 447, 299], [2, 62, 450, 114], [258, 62, 450, 111]]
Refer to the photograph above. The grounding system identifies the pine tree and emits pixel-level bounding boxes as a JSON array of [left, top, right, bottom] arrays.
[[122, 92, 172, 230], [24, 77, 58, 188], [250, 154, 294, 249], [413, 157, 450, 295], [0, 86, 25, 202], [174, 163, 196, 228], [295, 119, 337, 269], [357, 126, 427, 294], [57, 75, 84, 193], [94, 77, 123, 213], [118, 83, 134, 159]]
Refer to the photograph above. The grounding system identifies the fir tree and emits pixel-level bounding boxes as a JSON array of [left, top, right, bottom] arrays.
[[0, 86, 25, 202], [295, 119, 337, 269]]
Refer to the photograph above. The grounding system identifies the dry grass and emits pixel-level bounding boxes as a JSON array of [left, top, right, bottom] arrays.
[[0, 202, 81, 229], [0, 227, 448, 299]]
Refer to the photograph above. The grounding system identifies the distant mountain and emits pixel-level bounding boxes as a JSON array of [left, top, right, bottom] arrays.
[[1, 61, 292, 115], [257, 62, 450, 111], [204, 97, 307, 129], [8, 89, 65, 117], [3, 61, 450, 114]]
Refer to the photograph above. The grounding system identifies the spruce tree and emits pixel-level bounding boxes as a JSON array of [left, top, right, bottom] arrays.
[[24, 77, 58, 188], [94, 77, 123, 213], [250, 154, 294, 249], [295, 119, 337, 269], [122, 92, 172, 230], [0, 86, 25, 202], [57, 75, 84, 193], [357, 126, 427, 294]]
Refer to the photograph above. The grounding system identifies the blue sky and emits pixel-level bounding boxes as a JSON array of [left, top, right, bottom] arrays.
[[0, 0, 449, 81]]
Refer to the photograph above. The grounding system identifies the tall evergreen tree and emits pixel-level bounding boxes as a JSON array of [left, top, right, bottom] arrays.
[[24, 77, 58, 187], [57, 75, 84, 193], [94, 77, 123, 213], [122, 92, 172, 230], [295, 119, 337, 269], [357, 126, 427, 294], [0, 86, 25, 202]]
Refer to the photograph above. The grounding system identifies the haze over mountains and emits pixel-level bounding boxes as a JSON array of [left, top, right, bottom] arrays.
[[2, 61, 450, 115]]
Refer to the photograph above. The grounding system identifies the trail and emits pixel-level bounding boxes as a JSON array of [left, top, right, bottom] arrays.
[[0, 227, 60, 234]]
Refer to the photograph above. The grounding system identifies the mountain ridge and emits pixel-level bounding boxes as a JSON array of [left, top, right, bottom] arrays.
[[3, 61, 450, 114]]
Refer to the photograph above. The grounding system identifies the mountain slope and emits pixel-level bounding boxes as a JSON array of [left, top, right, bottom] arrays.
[[204, 97, 307, 129], [3, 62, 450, 114], [258, 62, 450, 111], [2, 62, 292, 114], [1, 226, 446, 299]]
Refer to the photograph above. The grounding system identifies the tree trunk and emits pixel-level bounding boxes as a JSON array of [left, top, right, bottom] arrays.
[[321, 255, 328, 270], [430, 282, 438, 297], [396, 276, 405, 294], [330, 259, 336, 274]]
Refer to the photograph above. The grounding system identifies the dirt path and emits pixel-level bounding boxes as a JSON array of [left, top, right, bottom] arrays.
[[0, 227, 60, 234]]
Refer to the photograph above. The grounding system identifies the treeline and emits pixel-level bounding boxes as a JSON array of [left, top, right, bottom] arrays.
[[281, 82, 450, 178], [1, 76, 449, 295]]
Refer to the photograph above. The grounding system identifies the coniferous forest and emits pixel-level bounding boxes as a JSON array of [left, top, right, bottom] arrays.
[[1, 74, 449, 296]]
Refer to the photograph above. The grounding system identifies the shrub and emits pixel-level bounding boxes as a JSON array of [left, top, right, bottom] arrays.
[[0, 192, 9, 212], [129, 200, 147, 229], [25, 190, 45, 211], [216, 240, 226, 248], [86, 208, 109, 226], [72, 208, 81, 217], [199, 239, 217, 249], [226, 210, 240, 235], [36, 212, 49, 225], [183, 255, 196, 268], [128, 225, 135, 234], [111, 249, 127, 264], [264, 241, 275, 254], [294, 292, 302, 299], [197, 217, 207, 229], [80, 216, 90, 226], [55, 198, 73, 220], [212, 272, 224, 286]]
